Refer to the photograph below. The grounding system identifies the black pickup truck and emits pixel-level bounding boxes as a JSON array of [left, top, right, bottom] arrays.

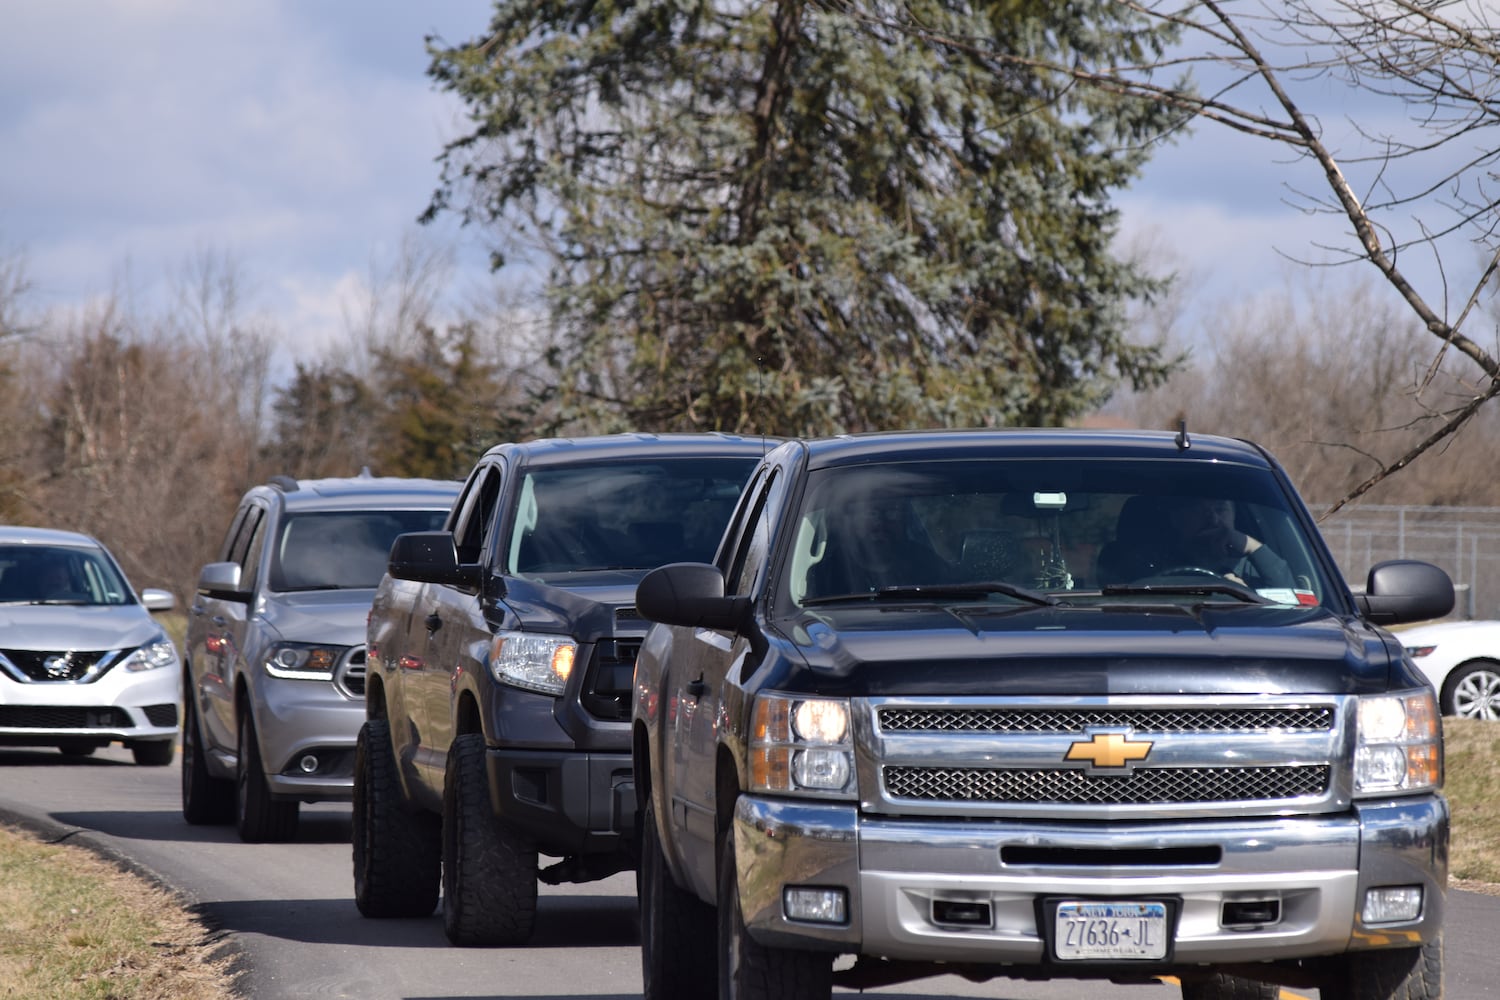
[[353, 433, 764, 945], [632, 428, 1453, 1000]]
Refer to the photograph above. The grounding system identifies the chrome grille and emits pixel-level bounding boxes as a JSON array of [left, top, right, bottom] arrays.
[[336, 647, 367, 699], [0, 648, 119, 683], [877, 706, 1334, 734], [884, 764, 1330, 805]]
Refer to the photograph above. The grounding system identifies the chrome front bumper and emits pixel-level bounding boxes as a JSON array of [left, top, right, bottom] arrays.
[[731, 794, 1447, 966]]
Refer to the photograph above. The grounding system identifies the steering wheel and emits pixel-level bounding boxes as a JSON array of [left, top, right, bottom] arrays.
[[1152, 566, 1223, 579]]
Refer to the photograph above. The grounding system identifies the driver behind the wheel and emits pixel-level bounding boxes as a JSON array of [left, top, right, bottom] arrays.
[[1163, 497, 1293, 589]]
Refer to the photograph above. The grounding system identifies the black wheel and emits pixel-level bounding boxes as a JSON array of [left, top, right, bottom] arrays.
[[1320, 937, 1442, 1000], [640, 797, 715, 998], [1441, 660, 1500, 719], [441, 733, 537, 946], [718, 825, 832, 1000], [236, 709, 298, 843], [353, 719, 440, 918], [1180, 973, 1279, 1000], [56, 740, 100, 757], [130, 739, 175, 767], [182, 686, 235, 823]]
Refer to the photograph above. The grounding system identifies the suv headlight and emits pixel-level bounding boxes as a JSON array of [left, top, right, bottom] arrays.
[[1354, 690, 1442, 795], [263, 642, 344, 680], [124, 634, 178, 672], [749, 692, 855, 799], [490, 632, 577, 696]]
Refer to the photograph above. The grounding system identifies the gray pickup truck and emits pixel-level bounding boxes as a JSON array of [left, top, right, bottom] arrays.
[[353, 432, 765, 946], [632, 429, 1453, 1000]]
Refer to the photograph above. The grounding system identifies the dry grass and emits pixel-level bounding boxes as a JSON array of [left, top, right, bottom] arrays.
[[0, 824, 239, 1000], [1442, 717, 1500, 885]]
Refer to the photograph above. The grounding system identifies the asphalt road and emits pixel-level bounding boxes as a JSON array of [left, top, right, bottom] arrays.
[[1, 745, 1497, 999]]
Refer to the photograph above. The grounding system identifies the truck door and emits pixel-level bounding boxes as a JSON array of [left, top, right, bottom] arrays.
[[669, 466, 787, 897]]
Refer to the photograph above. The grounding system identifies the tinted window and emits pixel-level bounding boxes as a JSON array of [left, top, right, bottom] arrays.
[[0, 544, 132, 605], [506, 458, 756, 577], [785, 459, 1336, 607], [270, 510, 451, 591]]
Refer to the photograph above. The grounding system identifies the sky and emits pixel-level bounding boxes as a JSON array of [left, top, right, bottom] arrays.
[[0, 1, 1467, 372]]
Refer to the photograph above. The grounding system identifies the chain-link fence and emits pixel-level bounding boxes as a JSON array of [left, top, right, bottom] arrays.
[[1316, 504, 1500, 621]]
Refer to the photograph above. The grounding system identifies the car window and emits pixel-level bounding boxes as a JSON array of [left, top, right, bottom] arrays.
[[785, 458, 1336, 607], [235, 507, 267, 592], [506, 457, 756, 578], [269, 510, 451, 591], [453, 465, 502, 565], [726, 469, 785, 597], [0, 544, 132, 606]]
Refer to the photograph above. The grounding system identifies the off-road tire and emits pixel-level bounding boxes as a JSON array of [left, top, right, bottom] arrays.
[[441, 733, 537, 946], [182, 687, 235, 823], [1180, 973, 1280, 1000], [236, 709, 299, 843], [718, 826, 832, 1000], [1320, 936, 1442, 1000], [353, 719, 440, 918], [640, 798, 715, 998], [130, 739, 175, 767]]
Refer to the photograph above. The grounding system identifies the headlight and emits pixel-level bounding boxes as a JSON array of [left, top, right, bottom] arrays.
[[124, 635, 178, 673], [749, 692, 855, 798], [1354, 690, 1442, 795], [490, 632, 577, 696], [263, 642, 344, 680]]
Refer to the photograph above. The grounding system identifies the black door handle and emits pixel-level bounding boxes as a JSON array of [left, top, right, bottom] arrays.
[[686, 675, 707, 698], [425, 613, 442, 633]]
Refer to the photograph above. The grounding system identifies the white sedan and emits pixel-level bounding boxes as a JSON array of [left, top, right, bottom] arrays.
[[1401, 619, 1500, 720], [0, 526, 181, 763]]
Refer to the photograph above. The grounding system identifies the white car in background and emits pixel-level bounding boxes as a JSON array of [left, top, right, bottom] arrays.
[[1401, 619, 1500, 719], [0, 526, 180, 763]]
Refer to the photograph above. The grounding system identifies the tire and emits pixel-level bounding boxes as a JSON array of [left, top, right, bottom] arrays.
[[353, 719, 440, 918], [236, 709, 299, 843], [441, 733, 537, 946], [56, 740, 100, 757], [1180, 973, 1279, 1000], [718, 826, 832, 1000], [1320, 937, 1442, 1000], [182, 690, 234, 824], [130, 739, 175, 767], [640, 797, 716, 998], [1442, 660, 1500, 719]]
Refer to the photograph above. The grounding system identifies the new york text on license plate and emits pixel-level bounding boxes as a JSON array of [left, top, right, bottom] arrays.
[[1055, 901, 1167, 960]]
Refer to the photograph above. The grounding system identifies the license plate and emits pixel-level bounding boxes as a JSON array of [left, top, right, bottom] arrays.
[[1054, 901, 1167, 960]]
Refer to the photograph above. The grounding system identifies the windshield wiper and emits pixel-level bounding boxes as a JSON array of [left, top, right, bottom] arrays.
[[803, 582, 1060, 608], [1101, 581, 1268, 604]]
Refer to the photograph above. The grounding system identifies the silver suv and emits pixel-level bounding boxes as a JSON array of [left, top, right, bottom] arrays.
[[182, 473, 461, 842]]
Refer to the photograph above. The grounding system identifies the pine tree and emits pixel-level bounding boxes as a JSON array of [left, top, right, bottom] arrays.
[[426, 0, 1183, 435]]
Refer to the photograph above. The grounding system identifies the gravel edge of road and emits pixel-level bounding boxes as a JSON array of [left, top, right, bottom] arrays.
[[0, 802, 248, 995]]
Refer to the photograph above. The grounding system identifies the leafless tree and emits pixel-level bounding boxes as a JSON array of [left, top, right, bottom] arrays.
[[887, 0, 1500, 510]]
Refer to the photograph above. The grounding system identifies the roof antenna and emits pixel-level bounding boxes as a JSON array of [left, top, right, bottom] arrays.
[[1175, 418, 1191, 451]]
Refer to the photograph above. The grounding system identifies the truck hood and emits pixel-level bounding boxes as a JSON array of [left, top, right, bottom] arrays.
[[498, 575, 644, 640], [0, 604, 164, 652], [779, 602, 1399, 697], [261, 590, 378, 646]]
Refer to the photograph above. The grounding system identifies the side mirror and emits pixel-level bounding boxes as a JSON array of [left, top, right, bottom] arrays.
[[1357, 560, 1454, 625], [140, 588, 176, 612], [636, 562, 750, 631], [388, 531, 483, 588], [196, 562, 248, 601]]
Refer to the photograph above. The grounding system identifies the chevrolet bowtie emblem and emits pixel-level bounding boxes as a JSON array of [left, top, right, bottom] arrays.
[[1065, 732, 1152, 769]]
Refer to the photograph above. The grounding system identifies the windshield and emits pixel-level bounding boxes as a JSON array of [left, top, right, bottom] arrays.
[[271, 510, 450, 591], [785, 459, 1338, 608], [506, 458, 756, 578], [0, 544, 133, 605]]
